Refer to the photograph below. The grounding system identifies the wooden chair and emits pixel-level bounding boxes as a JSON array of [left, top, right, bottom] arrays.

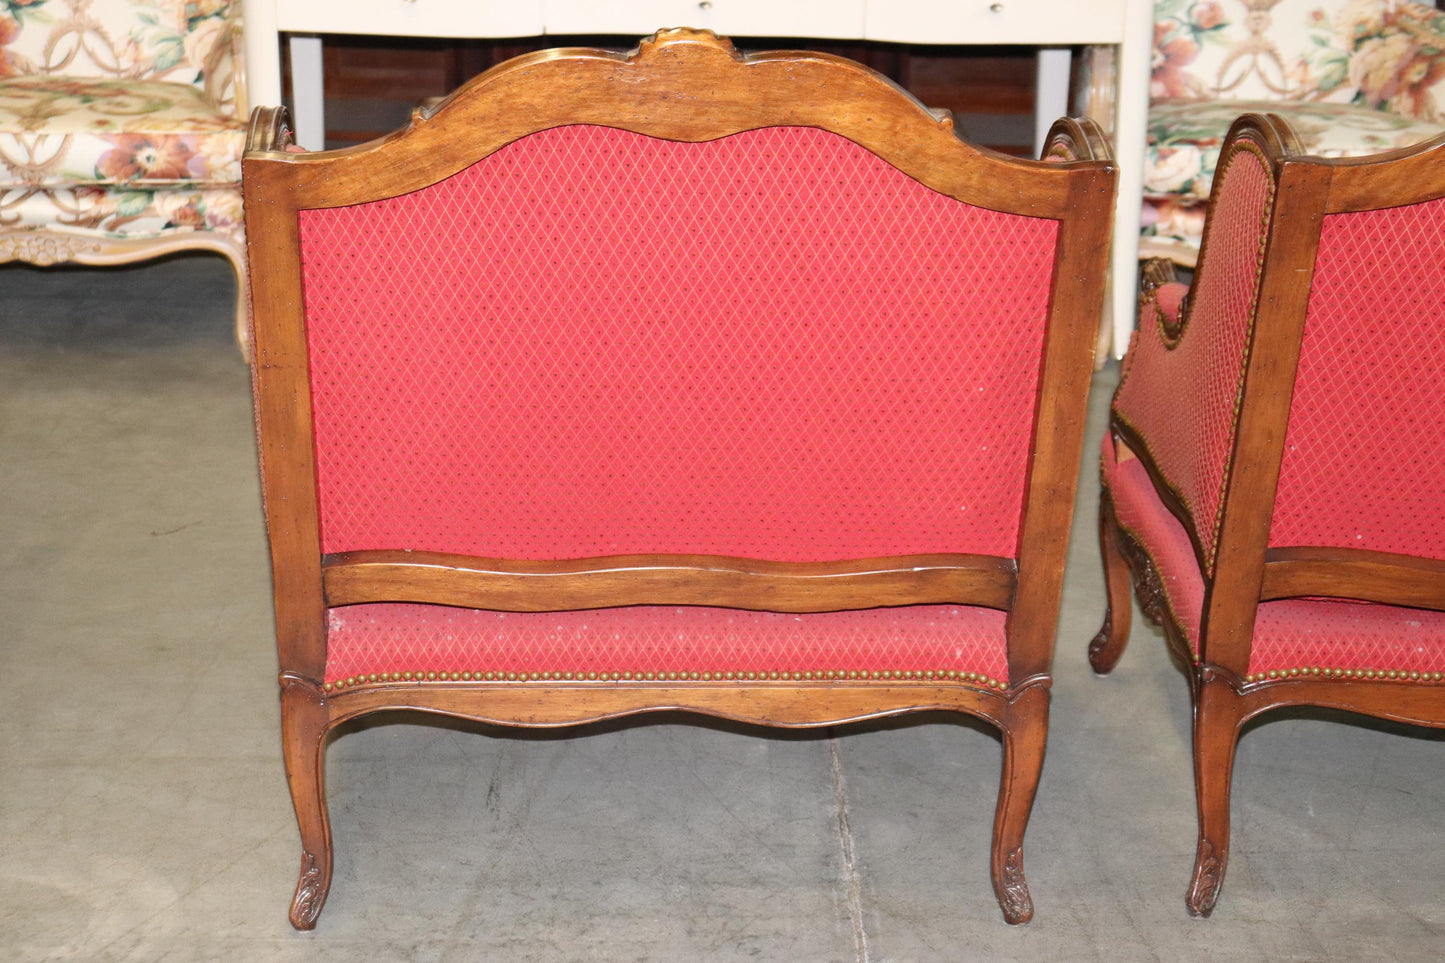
[[1091, 114, 1445, 916], [242, 29, 1115, 929]]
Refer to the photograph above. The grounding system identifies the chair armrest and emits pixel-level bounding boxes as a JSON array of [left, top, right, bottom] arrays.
[[1138, 257, 1189, 336]]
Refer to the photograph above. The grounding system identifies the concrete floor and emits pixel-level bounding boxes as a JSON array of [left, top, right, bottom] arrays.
[[3, 255, 1444, 962]]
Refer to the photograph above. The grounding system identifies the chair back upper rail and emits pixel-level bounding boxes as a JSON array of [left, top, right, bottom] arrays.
[[246, 31, 1092, 219], [242, 31, 1115, 681]]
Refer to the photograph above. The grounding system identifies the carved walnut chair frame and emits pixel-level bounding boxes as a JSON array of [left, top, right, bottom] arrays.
[[243, 29, 1116, 929], [1091, 115, 1445, 916]]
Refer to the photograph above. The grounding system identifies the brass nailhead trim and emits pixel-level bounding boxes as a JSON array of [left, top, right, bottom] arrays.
[[1244, 667, 1444, 685], [324, 667, 1008, 692]]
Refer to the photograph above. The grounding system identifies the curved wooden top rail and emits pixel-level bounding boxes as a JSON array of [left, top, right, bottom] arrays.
[[1261, 547, 1445, 611], [1226, 114, 1445, 213], [242, 28, 1112, 218], [1324, 128, 1445, 212], [321, 551, 1018, 613]]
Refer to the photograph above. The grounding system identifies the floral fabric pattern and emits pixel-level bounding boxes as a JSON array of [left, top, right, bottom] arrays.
[[0, 76, 242, 186], [1147, 98, 1445, 202], [1152, 0, 1445, 117], [0, 1, 244, 257], [0, 182, 241, 238], [0, 0, 240, 112], [1147, 0, 1445, 253]]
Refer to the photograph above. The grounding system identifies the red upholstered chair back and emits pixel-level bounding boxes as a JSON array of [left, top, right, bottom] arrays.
[[298, 124, 1058, 564], [1269, 196, 1445, 561], [242, 31, 1116, 930]]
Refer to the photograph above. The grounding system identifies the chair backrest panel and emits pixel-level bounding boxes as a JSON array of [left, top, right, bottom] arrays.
[[299, 123, 1059, 563], [1269, 194, 1445, 561]]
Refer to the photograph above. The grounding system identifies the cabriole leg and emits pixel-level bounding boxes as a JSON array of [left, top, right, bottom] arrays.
[[1186, 668, 1244, 917], [1088, 491, 1133, 675], [280, 674, 333, 930], [991, 683, 1049, 924]]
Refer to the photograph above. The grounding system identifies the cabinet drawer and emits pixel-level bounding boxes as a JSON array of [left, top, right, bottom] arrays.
[[866, 0, 1126, 45], [543, 1, 866, 41], [276, 0, 544, 39]]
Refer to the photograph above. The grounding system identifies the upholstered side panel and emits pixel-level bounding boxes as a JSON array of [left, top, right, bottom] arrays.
[[298, 125, 1058, 563], [323, 602, 1010, 688], [1113, 142, 1274, 572], [1103, 435, 1205, 653], [1269, 196, 1445, 561], [1104, 436, 1445, 678]]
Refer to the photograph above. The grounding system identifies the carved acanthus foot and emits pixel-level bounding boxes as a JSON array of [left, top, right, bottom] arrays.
[[996, 846, 1034, 924], [1186, 838, 1224, 917], [289, 849, 331, 930]]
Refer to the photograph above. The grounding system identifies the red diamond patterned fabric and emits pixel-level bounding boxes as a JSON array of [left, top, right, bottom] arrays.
[[298, 124, 1058, 563], [323, 602, 1009, 685], [1270, 197, 1445, 561], [1103, 436, 1205, 653], [1105, 436, 1445, 675], [1251, 599, 1445, 678], [1112, 144, 1273, 574]]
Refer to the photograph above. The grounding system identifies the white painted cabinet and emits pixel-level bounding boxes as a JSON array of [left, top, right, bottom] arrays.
[[241, 0, 1151, 355]]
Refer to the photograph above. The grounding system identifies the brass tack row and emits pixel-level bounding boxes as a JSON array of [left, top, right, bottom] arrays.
[[323, 668, 1007, 692], [1245, 666, 1445, 684]]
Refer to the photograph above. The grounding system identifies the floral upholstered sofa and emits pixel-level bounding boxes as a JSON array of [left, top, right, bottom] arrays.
[[0, 0, 247, 352], [1144, 0, 1445, 263]]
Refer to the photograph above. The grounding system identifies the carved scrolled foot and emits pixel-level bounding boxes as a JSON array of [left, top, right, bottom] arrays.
[[1090, 490, 1133, 675], [289, 849, 332, 930], [1185, 839, 1224, 917], [1087, 619, 1125, 675], [995, 846, 1034, 924]]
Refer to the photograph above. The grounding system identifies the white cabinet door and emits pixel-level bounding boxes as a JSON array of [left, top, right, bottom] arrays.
[[543, 1, 865, 40], [277, 0, 544, 38], [866, 0, 1126, 45]]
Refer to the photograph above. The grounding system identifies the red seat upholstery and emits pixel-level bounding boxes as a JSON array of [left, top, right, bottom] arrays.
[[325, 603, 1010, 690], [1092, 114, 1445, 917], [243, 29, 1115, 929]]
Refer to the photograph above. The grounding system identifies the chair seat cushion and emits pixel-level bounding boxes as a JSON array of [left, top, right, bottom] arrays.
[[1103, 436, 1445, 680], [1143, 99, 1445, 254], [0, 77, 243, 188], [323, 602, 1011, 691], [0, 185, 242, 245]]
